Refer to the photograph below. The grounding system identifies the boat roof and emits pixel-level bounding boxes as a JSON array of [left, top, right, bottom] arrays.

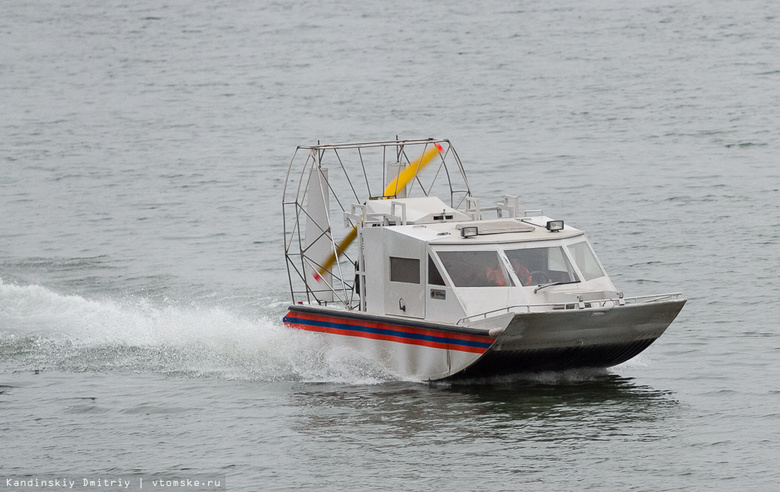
[[385, 219, 583, 245], [364, 197, 583, 245]]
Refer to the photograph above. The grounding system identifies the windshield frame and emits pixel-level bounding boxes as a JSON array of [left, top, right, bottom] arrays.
[[431, 236, 608, 290]]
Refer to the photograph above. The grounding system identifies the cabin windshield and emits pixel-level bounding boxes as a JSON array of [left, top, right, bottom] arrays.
[[504, 246, 579, 286], [567, 241, 605, 281], [436, 251, 514, 287]]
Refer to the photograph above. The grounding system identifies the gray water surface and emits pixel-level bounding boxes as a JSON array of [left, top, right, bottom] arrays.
[[2, 0, 779, 490]]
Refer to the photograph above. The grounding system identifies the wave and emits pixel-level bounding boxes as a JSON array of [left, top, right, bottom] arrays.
[[0, 279, 394, 384]]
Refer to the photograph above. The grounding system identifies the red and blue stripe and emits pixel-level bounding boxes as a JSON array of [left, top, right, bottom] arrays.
[[283, 310, 494, 354]]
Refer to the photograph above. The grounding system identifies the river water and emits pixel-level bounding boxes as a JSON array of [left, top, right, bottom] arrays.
[[2, 0, 779, 490]]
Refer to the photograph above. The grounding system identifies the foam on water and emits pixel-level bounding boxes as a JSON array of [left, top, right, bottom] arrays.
[[1, 279, 638, 387], [0, 278, 394, 384]]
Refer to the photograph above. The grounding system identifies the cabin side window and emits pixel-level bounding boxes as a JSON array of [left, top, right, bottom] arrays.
[[568, 241, 605, 281], [436, 251, 513, 287], [390, 257, 420, 284], [428, 255, 446, 286], [504, 246, 578, 286]]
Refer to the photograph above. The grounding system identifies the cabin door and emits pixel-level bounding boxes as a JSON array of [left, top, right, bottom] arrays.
[[384, 255, 425, 319]]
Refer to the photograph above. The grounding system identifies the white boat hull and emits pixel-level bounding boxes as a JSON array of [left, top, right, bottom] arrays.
[[283, 306, 495, 380]]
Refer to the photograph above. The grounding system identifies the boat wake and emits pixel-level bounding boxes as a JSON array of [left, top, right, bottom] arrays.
[[0, 279, 398, 384]]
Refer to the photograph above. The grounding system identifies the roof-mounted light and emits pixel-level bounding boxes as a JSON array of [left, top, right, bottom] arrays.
[[546, 220, 564, 232], [460, 226, 479, 238]]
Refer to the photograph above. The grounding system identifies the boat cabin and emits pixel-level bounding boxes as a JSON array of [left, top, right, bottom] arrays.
[[358, 196, 619, 324]]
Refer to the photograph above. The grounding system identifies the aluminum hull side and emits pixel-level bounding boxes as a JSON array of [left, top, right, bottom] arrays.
[[452, 299, 686, 378]]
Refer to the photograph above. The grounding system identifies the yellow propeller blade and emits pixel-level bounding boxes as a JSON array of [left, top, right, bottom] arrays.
[[313, 142, 444, 281], [313, 226, 357, 281], [384, 142, 444, 199]]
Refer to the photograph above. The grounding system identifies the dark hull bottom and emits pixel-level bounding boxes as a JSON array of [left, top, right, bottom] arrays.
[[449, 338, 656, 379]]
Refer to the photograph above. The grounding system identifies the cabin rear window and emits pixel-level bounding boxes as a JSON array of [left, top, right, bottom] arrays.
[[390, 257, 420, 284], [436, 251, 512, 287]]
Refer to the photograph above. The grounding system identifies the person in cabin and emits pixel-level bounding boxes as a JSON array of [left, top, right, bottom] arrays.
[[510, 257, 532, 286], [486, 265, 507, 286]]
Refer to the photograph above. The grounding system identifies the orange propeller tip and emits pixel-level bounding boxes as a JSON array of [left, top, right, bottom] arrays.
[[313, 272, 322, 282], [435, 143, 443, 151]]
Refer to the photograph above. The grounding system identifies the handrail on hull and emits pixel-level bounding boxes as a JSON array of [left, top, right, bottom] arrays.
[[457, 292, 684, 326]]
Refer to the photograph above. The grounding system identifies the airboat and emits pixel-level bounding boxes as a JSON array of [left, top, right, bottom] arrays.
[[282, 138, 685, 380]]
